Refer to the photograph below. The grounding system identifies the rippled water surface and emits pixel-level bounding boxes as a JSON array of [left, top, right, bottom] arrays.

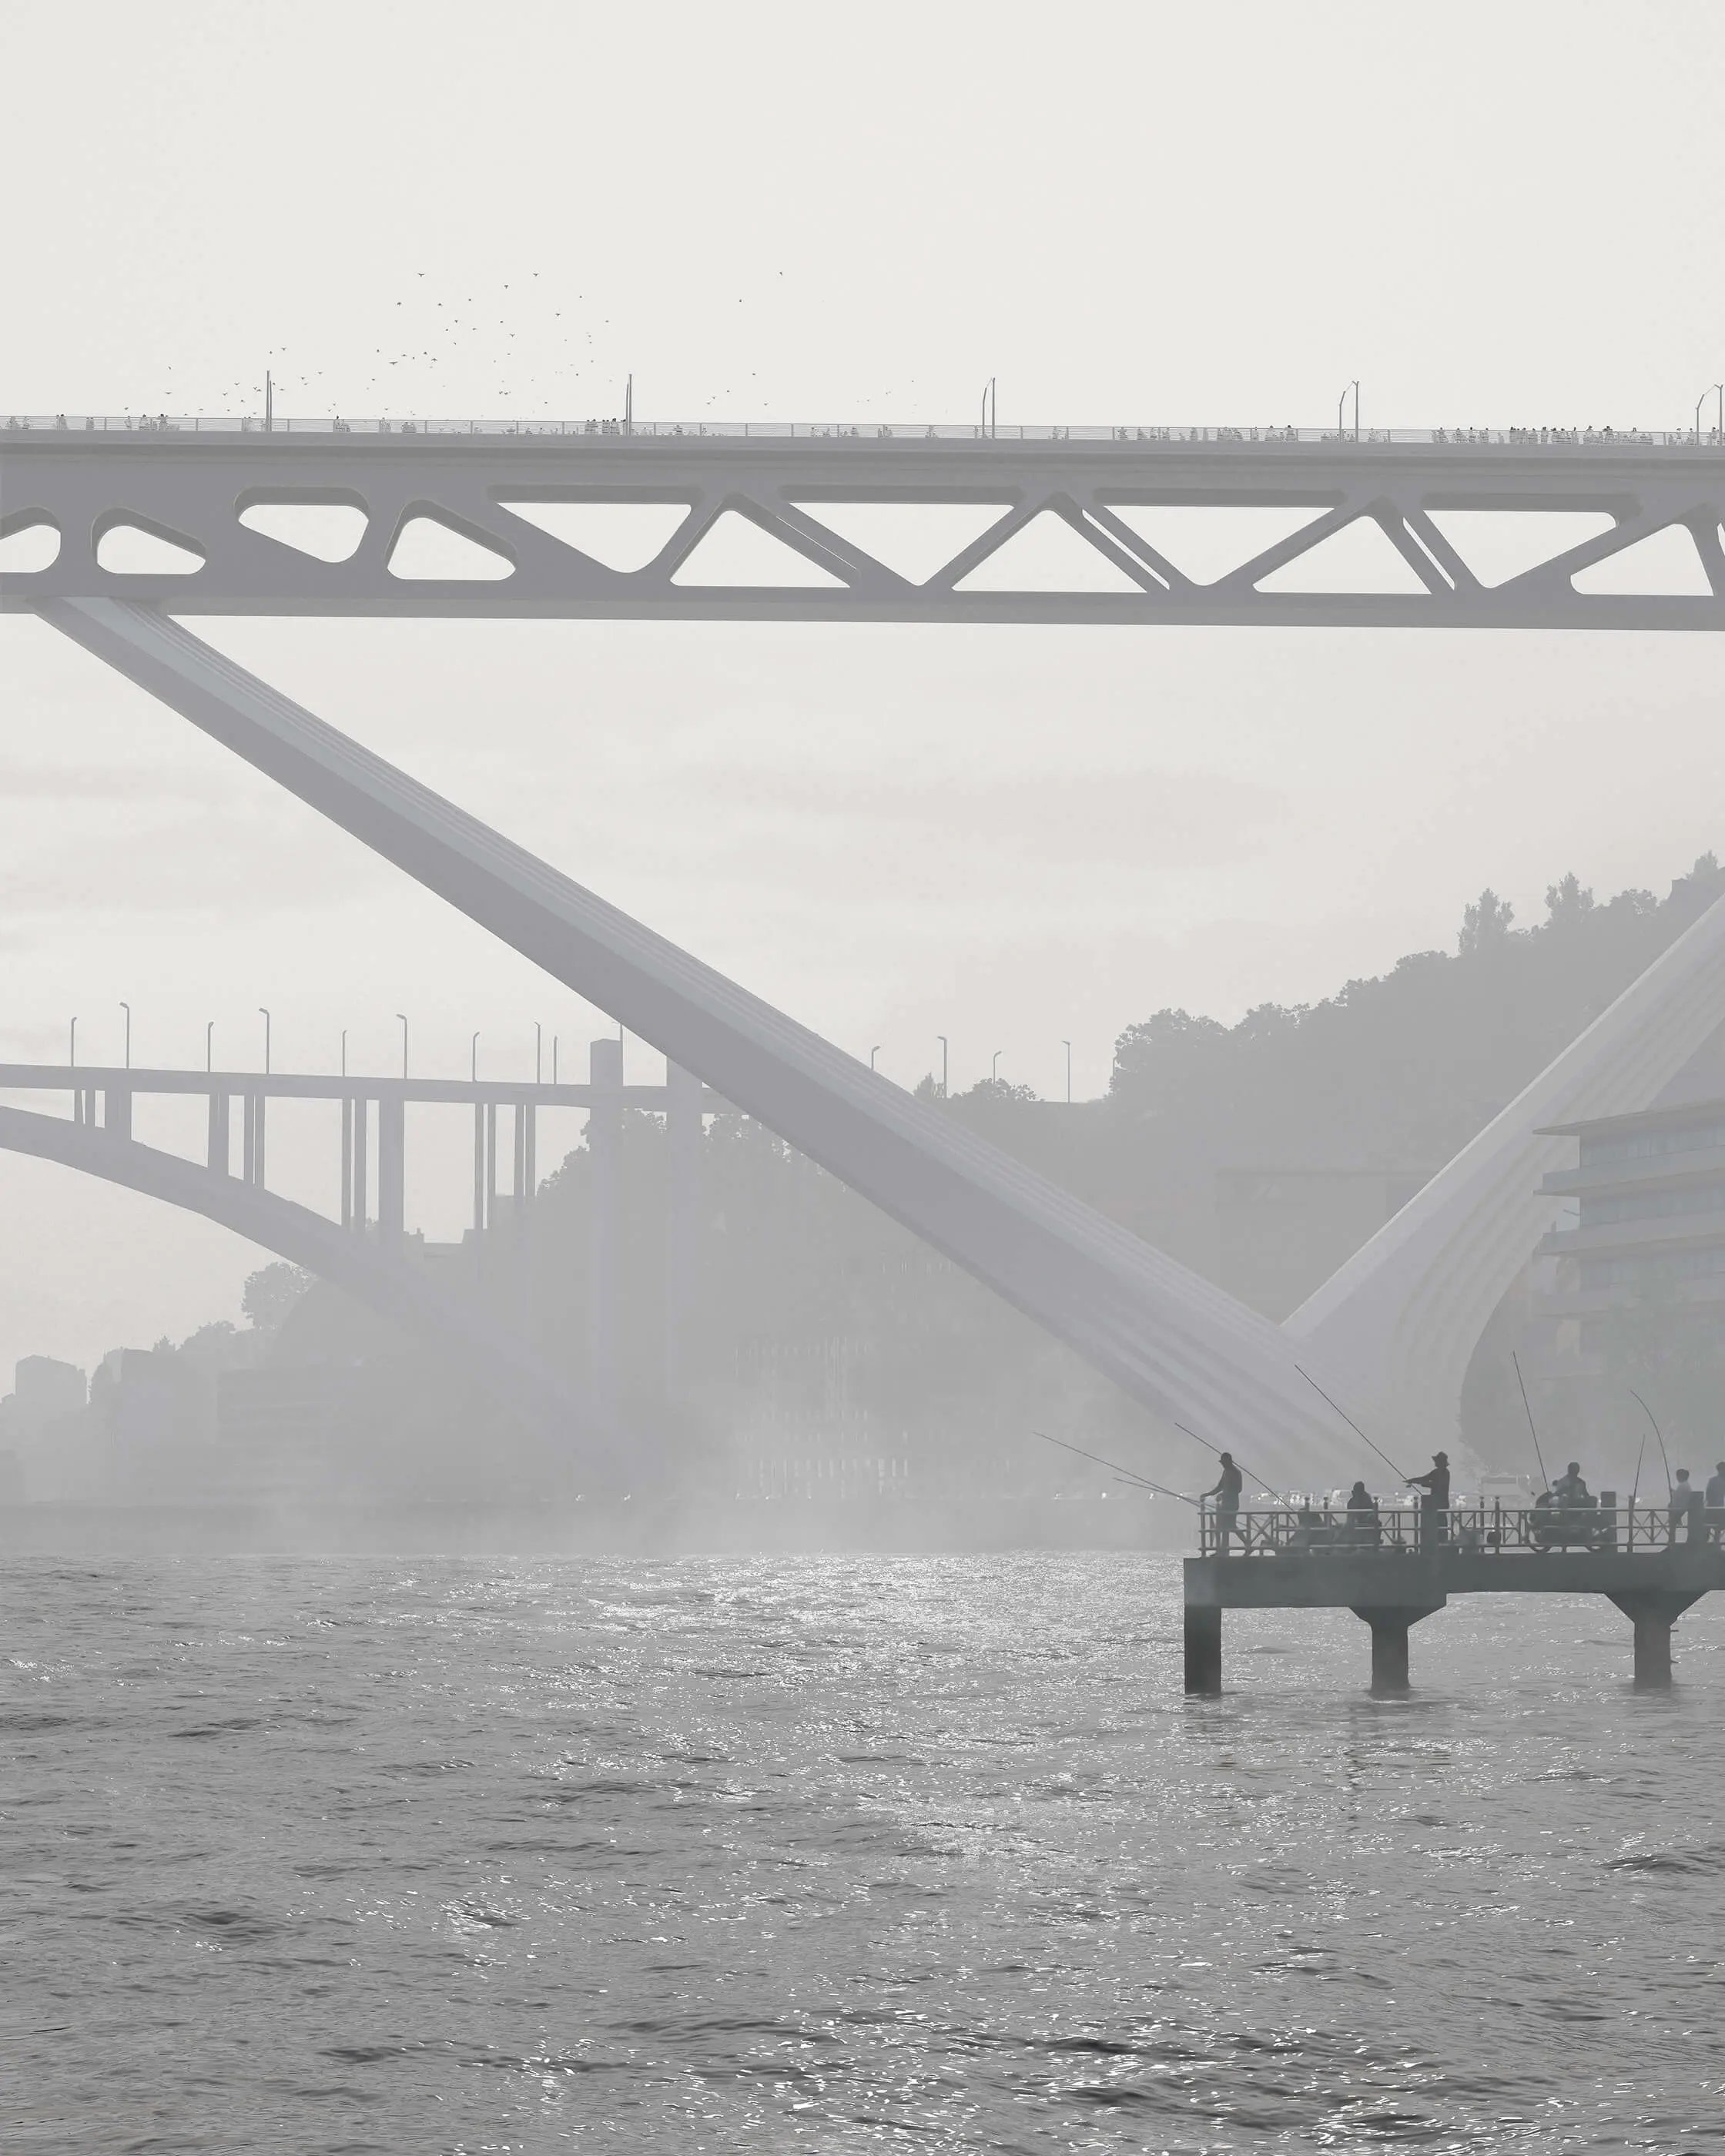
[[5, 1552, 1723, 2154]]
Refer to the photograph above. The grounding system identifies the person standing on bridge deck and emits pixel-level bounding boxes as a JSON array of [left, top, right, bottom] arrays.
[[1669, 1468, 1703, 1545], [1706, 1461, 1725, 1545], [1409, 1452, 1451, 1550], [1551, 1461, 1593, 1537], [1200, 1453, 1244, 1552]]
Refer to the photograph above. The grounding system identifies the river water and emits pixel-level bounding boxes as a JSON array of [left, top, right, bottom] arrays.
[[4, 1552, 1722, 2154]]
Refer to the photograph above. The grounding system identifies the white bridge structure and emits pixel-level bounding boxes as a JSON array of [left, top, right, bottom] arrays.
[[4, 418, 1723, 630], [7, 413, 1725, 1478]]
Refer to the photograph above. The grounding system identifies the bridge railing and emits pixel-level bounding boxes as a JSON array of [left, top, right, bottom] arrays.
[[5, 414, 1724, 450], [1198, 1500, 1711, 1556]]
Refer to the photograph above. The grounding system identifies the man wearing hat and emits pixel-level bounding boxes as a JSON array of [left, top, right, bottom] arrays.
[[1409, 1451, 1452, 1551]]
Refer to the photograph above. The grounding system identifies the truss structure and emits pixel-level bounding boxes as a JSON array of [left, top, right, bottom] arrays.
[[5, 434, 1723, 628]]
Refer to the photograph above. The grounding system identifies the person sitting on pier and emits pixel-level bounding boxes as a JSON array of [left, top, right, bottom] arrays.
[[1408, 1452, 1451, 1549], [1345, 1480, 1382, 1546], [1552, 1462, 1591, 1508], [1201, 1453, 1244, 1552]]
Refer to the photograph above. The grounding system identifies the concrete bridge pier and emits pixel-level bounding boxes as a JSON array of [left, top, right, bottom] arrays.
[[1354, 1604, 1443, 1697], [1607, 1589, 1704, 1689], [209, 1091, 231, 1176], [588, 1037, 623, 1425], [1184, 1605, 1224, 1696], [664, 1061, 703, 1401]]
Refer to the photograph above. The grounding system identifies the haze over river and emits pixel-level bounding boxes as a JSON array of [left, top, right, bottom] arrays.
[[5, 1552, 1722, 2154]]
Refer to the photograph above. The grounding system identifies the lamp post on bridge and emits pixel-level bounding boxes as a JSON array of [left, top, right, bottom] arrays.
[[206, 1021, 215, 1073], [1339, 380, 1359, 440], [870, 1045, 882, 1071], [258, 1007, 270, 1075], [471, 1032, 481, 1083], [69, 1016, 76, 1070], [936, 1034, 947, 1097], [396, 1013, 408, 1080], [340, 1029, 347, 1078], [1062, 1038, 1071, 1105], [119, 1001, 130, 1070], [991, 1050, 1003, 1083], [1701, 386, 1725, 443]]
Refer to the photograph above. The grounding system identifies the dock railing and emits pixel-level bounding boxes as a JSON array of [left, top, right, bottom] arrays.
[[1197, 1499, 1708, 1558]]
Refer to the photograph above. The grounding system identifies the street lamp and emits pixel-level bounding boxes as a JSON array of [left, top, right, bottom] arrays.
[[340, 1028, 347, 1078], [258, 1006, 270, 1075], [119, 1000, 131, 1070], [936, 1034, 948, 1096], [870, 1045, 882, 1071], [69, 1015, 77, 1069], [206, 1020, 215, 1073], [1062, 1038, 1072, 1104], [1700, 386, 1724, 442], [471, 1031, 481, 1082], [1338, 380, 1359, 440], [396, 1013, 408, 1079], [991, 1050, 1003, 1082]]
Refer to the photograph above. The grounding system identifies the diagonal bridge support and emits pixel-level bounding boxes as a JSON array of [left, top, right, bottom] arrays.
[[38, 598, 1361, 1478]]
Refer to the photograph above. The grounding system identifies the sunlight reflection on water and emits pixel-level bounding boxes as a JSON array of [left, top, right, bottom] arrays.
[[4, 1552, 1722, 2154]]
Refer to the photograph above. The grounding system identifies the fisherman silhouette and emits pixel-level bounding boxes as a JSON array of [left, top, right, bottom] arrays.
[[1409, 1451, 1451, 1549], [1201, 1452, 1244, 1552]]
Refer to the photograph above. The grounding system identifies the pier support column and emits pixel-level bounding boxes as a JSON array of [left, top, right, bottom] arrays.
[[207, 1091, 230, 1175], [1184, 1605, 1223, 1696], [377, 1094, 405, 1245], [1352, 1605, 1442, 1698], [664, 1060, 703, 1404], [1607, 1589, 1703, 1689], [588, 1036, 624, 1431]]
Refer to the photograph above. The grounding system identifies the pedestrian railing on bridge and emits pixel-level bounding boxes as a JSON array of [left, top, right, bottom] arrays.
[[1197, 1500, 1712, 1558], [5, 413, 1725, 450]]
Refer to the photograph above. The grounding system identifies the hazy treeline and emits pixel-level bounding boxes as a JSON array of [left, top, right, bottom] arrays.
[[33, 852, 1723, 1498]]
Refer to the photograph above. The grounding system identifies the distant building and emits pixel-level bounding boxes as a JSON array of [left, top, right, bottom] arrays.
[[0, 1356, 90, 1503], [1534, 1094, 1725, 1364], [12, 1354, 87, 1428]]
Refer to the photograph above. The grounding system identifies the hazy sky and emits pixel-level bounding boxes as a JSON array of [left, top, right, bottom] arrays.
[[3, 0, 1725, 1384]]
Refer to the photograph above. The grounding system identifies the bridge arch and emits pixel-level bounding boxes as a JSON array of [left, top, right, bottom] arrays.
[[0, 1102, 594, 1461]]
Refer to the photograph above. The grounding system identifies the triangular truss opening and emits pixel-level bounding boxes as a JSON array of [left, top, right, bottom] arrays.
[[1425, 510, 1614, 588], [494, 500, 691, 571], [1101, 505, 1326, 585], [1255, 514, 1428, 594], [1572, 523, 1712, 597], [95, 521, 205, 575], [387, 514, 514, 581], [0, 517, 60, 572], [789, 502, 1012, 586], [671, 511, 846, 587], [239, 501, 369, 563], [954, 510, 1143, 592]]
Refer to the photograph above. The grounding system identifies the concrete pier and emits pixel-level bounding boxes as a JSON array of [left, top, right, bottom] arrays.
[[1184, 1542, 1725, 1696]]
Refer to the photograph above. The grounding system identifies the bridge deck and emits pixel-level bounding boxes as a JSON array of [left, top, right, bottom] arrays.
[[7, 429, 1722, 624], [1184, 1544, 1725, 1609]]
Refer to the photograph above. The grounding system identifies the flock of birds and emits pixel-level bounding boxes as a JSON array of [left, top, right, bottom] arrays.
[[139, 267, 830, 422]]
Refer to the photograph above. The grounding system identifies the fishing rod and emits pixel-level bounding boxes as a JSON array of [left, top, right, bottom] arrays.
[[1294, 1365, 1412, 1485], [1170, 1422, 1294, 1510], [1511, 1351, 1551, 1493], [1629, 1388, 1673, 1495], [1032, 1428, 1199, 1508], [1627, 1433, 1646, 1521]]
